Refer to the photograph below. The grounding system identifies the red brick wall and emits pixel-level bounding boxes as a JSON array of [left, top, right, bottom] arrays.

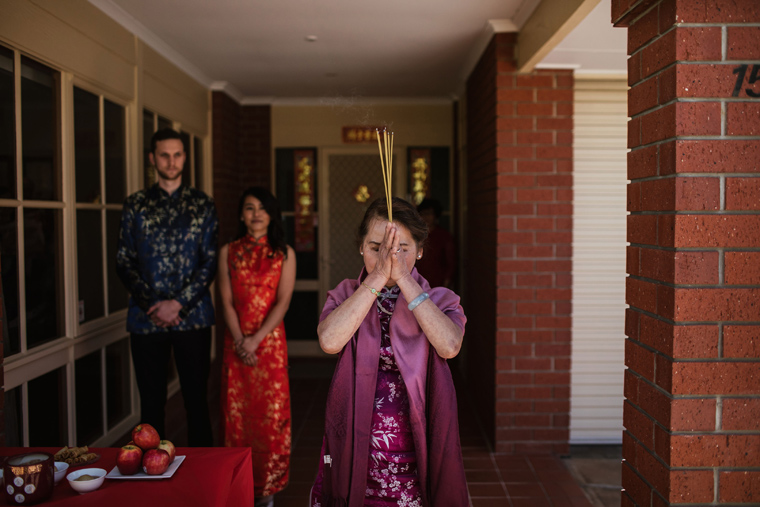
[[211, 91, 271, 358], [465, 33, 574, 454], [615, 1, 760, 505], [212, 92, 271, 244], [213, 91, 242, 245], [239, 105, 271, 192]]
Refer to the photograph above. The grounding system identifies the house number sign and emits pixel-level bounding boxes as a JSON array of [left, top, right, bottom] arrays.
[[732, 64, 760, 97]]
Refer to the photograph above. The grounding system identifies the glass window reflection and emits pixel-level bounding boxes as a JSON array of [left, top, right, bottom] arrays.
[[104, 99, 126, 204], [157, 115, 172, 131], [3, 386, 23, 446], [106, 339, 131, 430], [21, 56, 60, 201], [76, 351, 103, 445], [24, 208, 64, 347], [76, 209, 104, 323], [1, 207, 19, 356], [106, 209, 128, 313], [0, 44, 15, 199], [193, 136, 203, 191], [74, 87, 100, 204], [179, 130, 191, 187], [28, 367, 67, 446], [143, 109, 155, 188]]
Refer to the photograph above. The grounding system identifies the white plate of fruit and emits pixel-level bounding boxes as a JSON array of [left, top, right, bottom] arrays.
[[106, 423, 184, 480]]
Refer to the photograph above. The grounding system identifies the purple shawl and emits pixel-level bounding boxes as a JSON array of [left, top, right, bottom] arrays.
[[319, 268, 468, 507]]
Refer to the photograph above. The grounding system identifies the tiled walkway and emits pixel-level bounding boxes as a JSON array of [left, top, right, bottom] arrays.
[[276, 358, 595, 507], [155, 356, 598, 506]]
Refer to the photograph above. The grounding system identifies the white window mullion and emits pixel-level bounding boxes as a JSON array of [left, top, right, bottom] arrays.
[[61, 72, 78, 445], [13, 51, 21, 200], [21, 383, 30, 447], [61, 72, 76, 340], [99, 95, 109, 315], [188, 133, 195, 185], [13, 50, 27, 354], [66, 360, 76, 445], [16, 208, 26, 354], [101, 347, 108, 440]]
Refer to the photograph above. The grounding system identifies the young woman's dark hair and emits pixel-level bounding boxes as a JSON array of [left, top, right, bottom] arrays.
[[150, 128, 184, 153], [357, 197, 428, 249], [236, 187, 288, 257]]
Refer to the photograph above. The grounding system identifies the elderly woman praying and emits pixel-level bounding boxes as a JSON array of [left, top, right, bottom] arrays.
[[310, 196, 468, 507]]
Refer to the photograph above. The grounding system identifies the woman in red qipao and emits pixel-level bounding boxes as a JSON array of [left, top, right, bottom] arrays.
[[310, 197, 468, 507], [219, 187, 296, 507]]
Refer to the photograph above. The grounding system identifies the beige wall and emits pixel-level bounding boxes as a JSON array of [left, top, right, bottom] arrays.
[[141, 43, 209, 136], [1, 0, 135, 100], [272, 103, 453, 147], [0, 0, 209, 136], [273, 102, 453, 197]]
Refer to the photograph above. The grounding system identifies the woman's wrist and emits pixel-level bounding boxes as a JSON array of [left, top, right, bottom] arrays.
[[363, 273, 386, 292], [396, 272, 413, 286], [407, 292, 429, 311], [248, 333, 265, 347], [396, 272, 420, 295]]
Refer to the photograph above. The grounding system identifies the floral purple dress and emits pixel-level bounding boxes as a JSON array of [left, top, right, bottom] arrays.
[[311, 286, 422, 507], [365, 287, 422, 506]]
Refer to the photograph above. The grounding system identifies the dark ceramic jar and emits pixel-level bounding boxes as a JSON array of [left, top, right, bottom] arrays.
[[3, 452, 54, 505]]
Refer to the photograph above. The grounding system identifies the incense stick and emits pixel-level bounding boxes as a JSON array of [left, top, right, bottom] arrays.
[[376, 129, 389, 216], [376, 128, 394, 222]]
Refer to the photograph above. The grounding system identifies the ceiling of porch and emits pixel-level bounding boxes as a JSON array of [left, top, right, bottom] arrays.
[[88, 0, 627, 102]]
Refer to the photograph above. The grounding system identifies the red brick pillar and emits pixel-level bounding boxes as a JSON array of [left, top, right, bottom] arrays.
[[615, 1, 760, 504], [466, 32, 574, 454]]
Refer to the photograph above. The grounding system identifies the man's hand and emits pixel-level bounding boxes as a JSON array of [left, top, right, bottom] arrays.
[[148, 300, 183, 327]]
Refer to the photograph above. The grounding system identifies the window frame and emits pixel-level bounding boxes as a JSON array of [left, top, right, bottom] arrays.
[[71, 78, 132, 336], [2, 48, 139, 447]]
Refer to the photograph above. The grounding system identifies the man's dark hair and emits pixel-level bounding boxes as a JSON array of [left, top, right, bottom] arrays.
[[150, 128, 184, 154], [417, 198, 442, 219]]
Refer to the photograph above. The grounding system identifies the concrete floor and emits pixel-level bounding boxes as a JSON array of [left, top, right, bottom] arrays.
[[563, 445, 623, 507]]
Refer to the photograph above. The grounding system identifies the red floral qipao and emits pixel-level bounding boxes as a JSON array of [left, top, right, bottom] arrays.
[[221, 235, 291, 497]]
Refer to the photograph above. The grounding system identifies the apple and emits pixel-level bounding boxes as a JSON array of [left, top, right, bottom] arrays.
[[157, 440, 176, 463], [142, 448, 171, 475], [132, 423, 160, 450], [115, 444, 143, 475]]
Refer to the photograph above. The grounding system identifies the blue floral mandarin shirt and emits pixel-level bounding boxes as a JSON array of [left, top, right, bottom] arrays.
[[116, 184, 218, 334]]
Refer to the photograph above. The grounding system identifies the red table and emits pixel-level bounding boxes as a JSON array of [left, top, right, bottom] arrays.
[[1, 447, 253, 506]]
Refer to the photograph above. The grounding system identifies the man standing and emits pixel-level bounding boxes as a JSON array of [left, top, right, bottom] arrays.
[[116, 128, 217, 446]]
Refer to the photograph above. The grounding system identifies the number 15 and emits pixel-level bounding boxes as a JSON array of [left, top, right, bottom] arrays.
[[732, 64, 760, 98]]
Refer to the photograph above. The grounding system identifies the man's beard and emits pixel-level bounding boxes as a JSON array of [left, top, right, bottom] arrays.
[[156, 168, 183, 181]]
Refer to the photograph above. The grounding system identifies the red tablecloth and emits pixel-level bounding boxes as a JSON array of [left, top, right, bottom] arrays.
[[1, 447, 253, 506]]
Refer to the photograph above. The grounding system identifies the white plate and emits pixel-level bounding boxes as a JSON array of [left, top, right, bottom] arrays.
[[106, 455, 185, 480]]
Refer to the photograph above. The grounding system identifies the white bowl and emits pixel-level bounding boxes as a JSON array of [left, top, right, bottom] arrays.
[[66, 467, 106, 494], [53, 461, 69, 484]]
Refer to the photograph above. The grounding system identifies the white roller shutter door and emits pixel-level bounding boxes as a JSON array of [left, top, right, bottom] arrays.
[[570, 77, 629, 444]]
